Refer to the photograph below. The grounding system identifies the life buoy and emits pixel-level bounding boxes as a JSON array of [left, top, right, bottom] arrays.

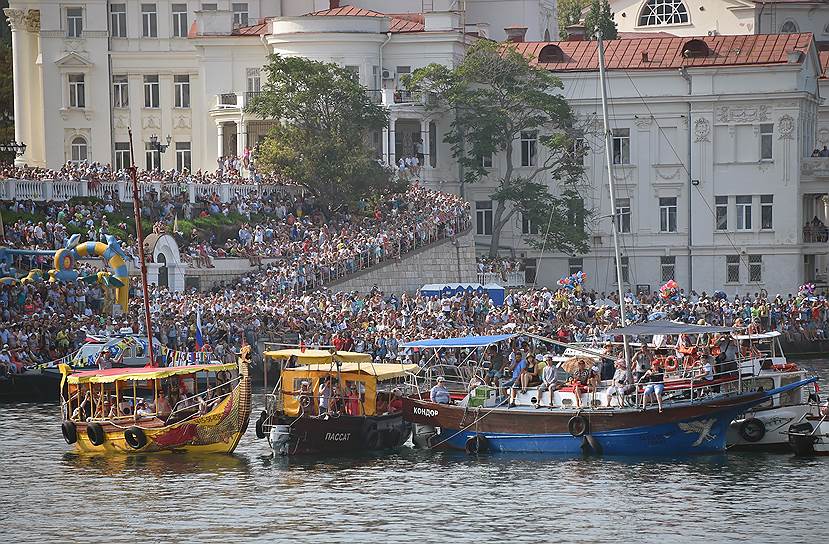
[[738, 418, 766, 443], [568, 415, 589, 437], [255, 410, 268, 440], [298, 395, 311, 409], [772, 363, 799, 373], [62, 420, 77, 445], [86, 422, 105, 446], [663, 356, 679, 372], [465, 434, 489, 454], [124, 426, 148, 449], [683, 356, 700, 370]]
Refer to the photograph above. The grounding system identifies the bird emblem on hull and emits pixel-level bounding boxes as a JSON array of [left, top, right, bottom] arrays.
[[678, 418, 717, 446]]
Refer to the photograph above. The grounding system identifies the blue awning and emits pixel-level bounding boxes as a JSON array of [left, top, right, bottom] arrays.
[[401, 334, 516, 349]]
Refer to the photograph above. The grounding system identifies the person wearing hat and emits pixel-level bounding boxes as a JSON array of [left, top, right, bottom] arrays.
[[0, 344, 11, 376], [430, 376, 451, 404], [606, 357, 632, 407]]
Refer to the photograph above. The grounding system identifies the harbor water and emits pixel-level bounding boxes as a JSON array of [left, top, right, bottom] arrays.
[[2, 360, 827, 544]]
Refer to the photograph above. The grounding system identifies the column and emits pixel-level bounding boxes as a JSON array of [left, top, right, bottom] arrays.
[[421, 118, 431, 169], [236, 118, 245, 158], [4, 9, 28, 166], [216, 122, 224, 159], [388, 116, 397, 166], [381, 126, 390, 165]]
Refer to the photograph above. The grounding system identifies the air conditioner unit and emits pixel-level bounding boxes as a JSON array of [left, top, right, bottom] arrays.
[[381, 69, 394, 80]]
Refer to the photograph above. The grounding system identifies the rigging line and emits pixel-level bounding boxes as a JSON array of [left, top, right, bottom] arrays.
[[618, 68, 752, 270]]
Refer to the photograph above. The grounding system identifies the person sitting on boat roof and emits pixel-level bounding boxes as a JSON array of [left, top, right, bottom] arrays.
[[484, 346, 505, 386], [605, 359, 632, 407], [519, 353, 539, 393], [535, 355, 562, 409], [640, 360, 665, 413], [430, 376, 451, 405], [568, 360, 592, 410]]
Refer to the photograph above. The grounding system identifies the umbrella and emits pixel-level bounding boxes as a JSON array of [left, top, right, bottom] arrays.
[[561, 357, 593, 374]]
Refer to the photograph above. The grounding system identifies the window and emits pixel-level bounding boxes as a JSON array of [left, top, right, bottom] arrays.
[[145, 143, 160, 171], [174, 75, 190, 108], [520, 131, 537, 167], [660, 256, 676, 282], [68, 74, 85, 108], [201, 3, 218, 10], [481, 153, 493, 168], [659, 197, 677, 233], [760, 195, 773, 230], [144, 75, 160, 108], [344, 65, 360, 83], [66, 7, 83, 38], [521, 214, 541, 235], [760, 123, 773, 160], [110, 4, 126, 38], [114, 142, 131, 170], [176, 142, 191, 172], [612, 128, 630, 165], [715, 196, 728, 231], [172, 4, 188, 38], [142, 4, 158, 38], [232, 3, 249, 27], [476, 201, 493, 235], [614, 257, 630, 284], [615, 197, 631, 233], [112, 75, 129, 108], [638, 0, 689, 26], [246, 68, 261, 93], [726, 255, 740, 283], [568, 258, 583, 276], [395, 66, 411, 76], [736, 195, 752, 231], [749, 255, 763, 282], [780, 21, 798, 34], [70, 137, 88, 162]]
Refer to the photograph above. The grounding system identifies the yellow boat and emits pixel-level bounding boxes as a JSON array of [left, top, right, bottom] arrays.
[[59, 346, 252, 454]]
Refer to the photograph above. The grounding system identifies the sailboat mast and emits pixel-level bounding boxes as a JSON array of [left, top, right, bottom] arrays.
[[127, 128, 157, 367], [596, 33, 632, 376]]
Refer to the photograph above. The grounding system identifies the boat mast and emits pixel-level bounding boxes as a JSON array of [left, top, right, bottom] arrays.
[[128, 129, 157, 368], [596, 33, 632, 379]]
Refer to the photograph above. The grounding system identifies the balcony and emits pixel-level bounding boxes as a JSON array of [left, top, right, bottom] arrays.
[[216, 93, 241, 108], [801, 157, 829, 180], [804, 223, 829, 244]]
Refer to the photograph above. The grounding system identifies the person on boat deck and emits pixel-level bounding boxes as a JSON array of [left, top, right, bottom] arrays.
[[297, 380, 314, 414], [535, 355, 562, 408], [136, 399, 153, 418], [605, 360, 631, 407], [504, 351, 527, 407], [485, 346, 505, 386], [389, 389, 404, 412], [155, 390, 172, 418], [640, 360, 665, 413], [569, 360, 593, 410], [519, 354, 539, 393], [72, 391, 92, 421], [692, 347, 716, 393], [346, 384, 362, 415], [632, 345, 653, 382], [96, 350, 113, 370], [319, 376, 333, 414], [430, 376, 451, 404]]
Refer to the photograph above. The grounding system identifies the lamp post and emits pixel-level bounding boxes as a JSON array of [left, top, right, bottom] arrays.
[[148, 134, 171, 172]]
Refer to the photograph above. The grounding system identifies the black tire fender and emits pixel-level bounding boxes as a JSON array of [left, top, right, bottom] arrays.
[[465, 434, 489, 454], [124, 426, 148, 450], [86, 422, 105, 446], [739, 417, 766, 443], [62, 420, 77, 445], [255, 412, 268, 440], [568, 415, 590, 437]]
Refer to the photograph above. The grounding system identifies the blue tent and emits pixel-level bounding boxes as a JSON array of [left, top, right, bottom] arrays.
[[401, 334, 516, 349], [419, 282, 506, 306]]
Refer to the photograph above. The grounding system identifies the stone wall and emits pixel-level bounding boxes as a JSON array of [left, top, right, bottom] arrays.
[[328, 228, 477, 294]]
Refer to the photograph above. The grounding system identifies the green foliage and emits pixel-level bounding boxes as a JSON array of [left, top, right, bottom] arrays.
[[0, 45, 14, 145], [584, 0, 618, 40], [406, 40, 588, 256], [557, 0, 589, 39], [246, 54, 399, 207]]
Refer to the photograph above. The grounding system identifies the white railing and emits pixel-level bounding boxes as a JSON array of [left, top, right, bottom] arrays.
[[0, 178, 285, 205]]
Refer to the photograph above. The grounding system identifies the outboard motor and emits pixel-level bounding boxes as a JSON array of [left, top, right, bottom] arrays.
[[269, 424, 293, 456], [411, 423, 437, 449], [788, 422, 817, 457]]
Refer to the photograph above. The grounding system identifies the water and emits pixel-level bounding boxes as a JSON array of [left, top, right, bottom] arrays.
[[2, 362, 828, 544]]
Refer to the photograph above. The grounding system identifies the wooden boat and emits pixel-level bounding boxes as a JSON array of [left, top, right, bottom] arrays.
[[58, 346, 251, 454], [255, 349, 416, 456]]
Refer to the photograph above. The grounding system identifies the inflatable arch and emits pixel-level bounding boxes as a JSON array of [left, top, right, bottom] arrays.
[[53, 235, 130, 312]]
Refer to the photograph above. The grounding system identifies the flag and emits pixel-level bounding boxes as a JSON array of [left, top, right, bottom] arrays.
[[195, 307, 204, 351]]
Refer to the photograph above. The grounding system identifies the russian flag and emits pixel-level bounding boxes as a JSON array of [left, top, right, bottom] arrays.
[[195, 307, 204, 351]]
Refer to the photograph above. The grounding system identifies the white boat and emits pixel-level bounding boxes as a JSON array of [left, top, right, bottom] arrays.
[[726, 331, 817, 451], [788, 407, 829, 457]]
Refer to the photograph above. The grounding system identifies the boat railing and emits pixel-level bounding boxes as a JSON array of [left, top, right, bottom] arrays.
[[165, 375, 242, 425]]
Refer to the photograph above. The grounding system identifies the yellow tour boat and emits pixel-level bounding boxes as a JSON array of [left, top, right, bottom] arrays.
[[59, 346, 252, 454]]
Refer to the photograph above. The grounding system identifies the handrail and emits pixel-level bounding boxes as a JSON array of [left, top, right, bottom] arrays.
[[165, 375, 241, 424]]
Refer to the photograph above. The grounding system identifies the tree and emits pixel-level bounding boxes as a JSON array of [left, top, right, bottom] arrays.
[[246, 54, 401, 207], [584, 0, 618, 40], [407, 40, 588, 257], [557, 0, 589, 39], [0, 1, 14, 147]]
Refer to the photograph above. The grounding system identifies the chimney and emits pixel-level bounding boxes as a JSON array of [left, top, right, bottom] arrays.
[[329, 0, 340, 9], [504, 25, 528, 43], [565, 23, 586, 41]]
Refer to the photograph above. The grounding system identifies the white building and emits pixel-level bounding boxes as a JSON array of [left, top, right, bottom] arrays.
[[4, 1, 829, 296]]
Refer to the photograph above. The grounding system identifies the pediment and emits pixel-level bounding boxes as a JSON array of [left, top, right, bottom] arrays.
[[54, 51, 93, 67]]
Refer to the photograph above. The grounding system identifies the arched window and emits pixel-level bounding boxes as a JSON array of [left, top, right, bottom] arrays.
[[70, 136, 88, 162], [681, 39, 709, 58], [638, 0, 689, 26], [538, 44, 564, 63], [780, 20, 798, 34]]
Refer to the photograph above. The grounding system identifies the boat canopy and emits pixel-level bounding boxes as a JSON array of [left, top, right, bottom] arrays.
[[63, 362, 236, 385], [263, 349, 372, 364], [606, 319, 733, 336], [288, 362, 418, 380], [732, 331, 782, 341], [401, 334, 517, 349]]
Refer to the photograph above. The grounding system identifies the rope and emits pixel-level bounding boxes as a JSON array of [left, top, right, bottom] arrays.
[[427, 400, 505, 450]]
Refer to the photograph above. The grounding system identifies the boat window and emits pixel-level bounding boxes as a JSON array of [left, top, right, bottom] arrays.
[[778, 375, 803, 407], [748, 377, 775, 409]]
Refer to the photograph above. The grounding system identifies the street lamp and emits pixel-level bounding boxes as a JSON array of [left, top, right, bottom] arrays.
[[0, 141, 27, 157], [148, 134, 171, 171]]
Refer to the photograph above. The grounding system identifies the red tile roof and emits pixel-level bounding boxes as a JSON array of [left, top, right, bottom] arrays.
[[309, 6, 425, 33], [512, 33, 814, 72], [235, 21, 268, 36]]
